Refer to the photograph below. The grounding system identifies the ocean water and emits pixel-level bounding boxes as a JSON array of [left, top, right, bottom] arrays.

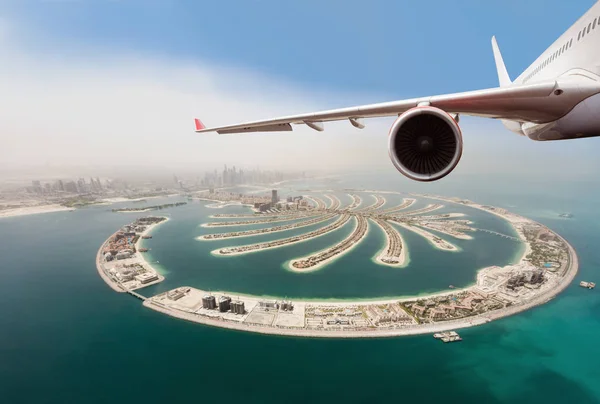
[[0, 174, 599, 403]]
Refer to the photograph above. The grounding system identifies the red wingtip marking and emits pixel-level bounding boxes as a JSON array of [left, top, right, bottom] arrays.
[[194, 118, 206, 131]]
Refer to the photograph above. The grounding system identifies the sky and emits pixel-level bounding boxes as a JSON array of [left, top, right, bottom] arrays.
[[1, 0, 599, 180]]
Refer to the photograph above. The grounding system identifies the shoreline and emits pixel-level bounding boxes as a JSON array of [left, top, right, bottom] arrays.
[[287, 215, 369, 273], [200, 213, 320, 227], [371, 218, 408, 268], [391, 220, 459, 252], [0, 204, 75, 219], [96, 192, 579, 338], [210, 214, 352, 257], [417, 223, 473, 240], [95, 217, 170, 293], [355, 194, 386, 212], [197, 214, 336, 241], [379, 198, 416, 214]]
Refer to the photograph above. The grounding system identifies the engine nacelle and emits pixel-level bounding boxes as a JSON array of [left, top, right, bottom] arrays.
[[388, 106, 463, 182]]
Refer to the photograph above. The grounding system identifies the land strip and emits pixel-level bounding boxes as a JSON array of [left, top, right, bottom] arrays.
[[289, 215, 369, 272], [371, 218, 407, 267], [212, 214, 352, 256], [198, 214, 337, 240]]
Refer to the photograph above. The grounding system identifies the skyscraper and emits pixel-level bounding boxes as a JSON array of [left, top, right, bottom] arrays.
[[271, 190, 278, 205]]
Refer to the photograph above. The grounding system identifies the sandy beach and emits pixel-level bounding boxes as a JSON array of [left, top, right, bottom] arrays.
[[201, 213, 320, 227], [211, 214, 352, 257], [0, 204, 75, 219], [95, 217, 170, 293], [96, 190, 578, 338], [371, 219, 408, 267], [288, 216, 369, 273], [391, 220, 459, 251], [197, 214, 336, 240], [356, 194, 386, 212], [417, 223, 473, 240]]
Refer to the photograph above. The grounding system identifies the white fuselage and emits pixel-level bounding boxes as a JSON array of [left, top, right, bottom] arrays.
[[505, 2, 600, 140]]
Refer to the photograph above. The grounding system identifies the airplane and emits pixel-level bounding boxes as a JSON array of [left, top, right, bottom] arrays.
[[195, 2, 600, 182]]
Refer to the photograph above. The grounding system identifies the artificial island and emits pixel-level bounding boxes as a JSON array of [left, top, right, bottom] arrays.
[[96, 188, 578, 338]]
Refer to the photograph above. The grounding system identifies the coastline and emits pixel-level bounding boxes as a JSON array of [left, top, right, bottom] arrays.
[[287, 216, 369, 273], [95, 217, 170, 293], [200, 212, 320, 228], [371, 218, 409, 268], [391, 220, 459, 252], [211, 214, 352, 257], [197, 214, 336, 241], [96, 192, 579, 338], [0, 204, 75, 219]]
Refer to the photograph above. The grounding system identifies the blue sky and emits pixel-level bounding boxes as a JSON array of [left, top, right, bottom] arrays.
[[6, 0, 595, 95], [1, 0, 599, 179]]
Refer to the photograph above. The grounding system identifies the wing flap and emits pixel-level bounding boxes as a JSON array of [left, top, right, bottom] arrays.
[[217, 123, 292, 134], [195, 81, 559, 134]]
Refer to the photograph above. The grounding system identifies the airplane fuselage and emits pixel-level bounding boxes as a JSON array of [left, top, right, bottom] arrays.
[[506, 2, 600, 140]]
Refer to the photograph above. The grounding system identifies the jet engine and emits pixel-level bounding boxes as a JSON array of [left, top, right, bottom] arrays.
[[388, 106, 463, 181]]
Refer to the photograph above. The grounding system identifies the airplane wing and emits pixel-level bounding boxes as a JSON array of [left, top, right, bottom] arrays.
[[194, 80, 563, 134]]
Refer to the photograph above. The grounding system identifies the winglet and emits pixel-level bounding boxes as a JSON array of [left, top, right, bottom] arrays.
[[194, 118, 206, 132], [491, 36, 511, 87]]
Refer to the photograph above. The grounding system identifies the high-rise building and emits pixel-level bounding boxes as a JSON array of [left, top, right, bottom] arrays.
[[77, 178, 87, 193], [218, 295, 232, 312], [64, 181, 78, 193], [202, 295, 216, 309], [271, 190, 278, 205], [31, 180, 42, 194], [55, 180, 65, 192], [231, 300, 245, 314]]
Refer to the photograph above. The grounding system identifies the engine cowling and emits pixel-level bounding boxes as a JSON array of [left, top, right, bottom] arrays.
[[388, 106, 463, 182]]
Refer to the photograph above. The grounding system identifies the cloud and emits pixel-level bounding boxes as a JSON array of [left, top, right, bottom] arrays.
[[0, 16, 393, 173], [0, 13, 598, 181]]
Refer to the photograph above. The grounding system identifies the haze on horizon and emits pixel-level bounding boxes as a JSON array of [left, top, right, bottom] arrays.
[[1, 0, 599, 182]]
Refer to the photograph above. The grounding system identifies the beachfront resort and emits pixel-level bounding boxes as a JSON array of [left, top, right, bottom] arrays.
[[96, 188, 578, 338]]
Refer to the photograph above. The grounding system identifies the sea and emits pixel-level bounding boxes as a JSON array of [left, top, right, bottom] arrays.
[[1, 172, 599, 404]]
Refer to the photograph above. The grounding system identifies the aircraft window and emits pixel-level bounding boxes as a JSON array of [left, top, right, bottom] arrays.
[[570, 38, 573, 47], [578, 31, 581, 40], [588, 23, 591, 33], [593, 18, 597, 29], [582, 28, 586, 38]]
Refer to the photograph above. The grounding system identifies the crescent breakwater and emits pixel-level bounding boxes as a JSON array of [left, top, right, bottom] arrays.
[[96, 190, 578, 338]]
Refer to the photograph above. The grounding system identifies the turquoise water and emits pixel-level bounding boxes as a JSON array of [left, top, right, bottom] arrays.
[[1, 174, 599, 403]]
